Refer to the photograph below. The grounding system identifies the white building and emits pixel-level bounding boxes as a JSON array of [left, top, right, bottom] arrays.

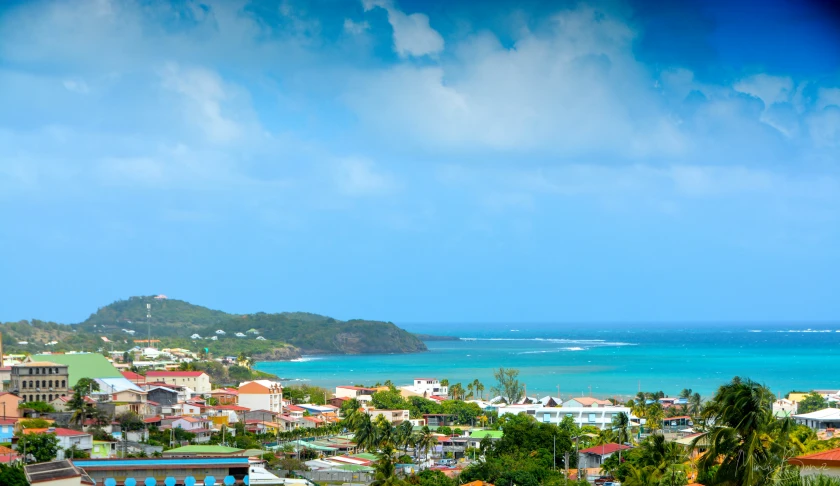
[[401, 378, 448, 398], [215, 330, 226, 335], [794, 408, 840, 431], [773, 398, 798, 418], [145, 371, 211, 394], [335, 386, 377, 404], [238, 380, 284, 414], [367, 409, 410, 424], [498, 402, 633, 430], [24, 428, 93, 460]]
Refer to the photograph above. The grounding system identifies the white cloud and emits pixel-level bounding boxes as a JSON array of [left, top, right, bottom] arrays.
[[159, 63, 244, 144], [333, 157, 399, 196], [62, 78, 90, 94], [734, 74, 795, 106], [346, 7, 683, 157], [344, 18, 369, 35], [363, 0, 444, 58]]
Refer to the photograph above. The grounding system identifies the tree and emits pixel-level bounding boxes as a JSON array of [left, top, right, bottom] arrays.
[[612, 411, 631, 464], [695, 376, 791, 486], [18, 432, 60, 463], [371, 445, 402, 486], [489, 368, 524, 404], [473, 379, 485, 400], [798, 392, 830, 414], [449, 383, 464, 401], [0, 463, 27, 486], [414, 426, 437, 460], [689, 392, 703, 417]]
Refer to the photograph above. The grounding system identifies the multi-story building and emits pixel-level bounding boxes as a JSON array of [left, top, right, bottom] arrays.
[[11, 361, 71, 403], [0, 391, 23, 419], [367, 409, 410, 424], [498, 401, 634, 430], [145, 371, 211, 394], [399, 378, 448, 399], [237, 380, 283, 414]]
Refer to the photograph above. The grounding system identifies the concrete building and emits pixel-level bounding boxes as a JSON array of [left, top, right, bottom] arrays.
[[11, 361, 71, 403], [70, 456, 250, 485], [23, 428, 93, 460], [145, 371, 211, 394], [498, 402, 633, 430], [367, 409, 410, 424], [24, 460, 94, 486], [0, 391, 23, 418], [794, 408, 840, 432], [578, 443, 632, 469], [334, 386, 377, 404], [238, 380, 283, 414]]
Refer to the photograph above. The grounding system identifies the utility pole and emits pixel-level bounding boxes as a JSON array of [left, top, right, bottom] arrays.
[[146, 303, 152, 349]]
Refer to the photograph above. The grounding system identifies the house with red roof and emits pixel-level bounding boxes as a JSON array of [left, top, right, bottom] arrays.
[[788, 448, 840, 477], [209, 388, 239, 406], [167, 416, 214, 443], [577, 443, 632, 470], [145, 371, 210, 393], [120, 371, 146, 385]]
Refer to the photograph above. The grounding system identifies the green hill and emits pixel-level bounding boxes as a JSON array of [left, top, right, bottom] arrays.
[[0, 296, 427, 358]]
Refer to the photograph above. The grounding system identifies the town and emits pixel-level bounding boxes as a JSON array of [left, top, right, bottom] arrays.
[[0, 345, 838, 486]]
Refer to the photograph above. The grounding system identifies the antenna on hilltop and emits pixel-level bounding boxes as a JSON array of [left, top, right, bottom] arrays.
[[147, 303, 152, 348]]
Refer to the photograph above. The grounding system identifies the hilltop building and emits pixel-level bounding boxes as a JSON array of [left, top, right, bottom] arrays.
[[145, 370, 211, 393]]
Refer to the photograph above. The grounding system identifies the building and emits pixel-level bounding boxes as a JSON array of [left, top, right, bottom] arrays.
[[147, 386, 179, 408], [334, 386, 378, 402], [145, 371, 211, 394], [563, 397, 613, 408], [0, 391, 23, 418], [773, 398, 799, 418], [0, 366, 12, 391], [170, 416, 215, 443], [423, 414, 456, 427], [578, 443, 632, 469], [238, 380, 283, 414], [367, 409, 410, 424], [24, 460, 94, 486], [399, 378, 449, 398], [30, 353, 122, 387], [209, 387, 239, 405], [23, 428, 93, 460], [794, 408, 840, 432], [467, 430, 503, 449], [0, 419, 16, 443], [498, 403, 634, 430], [90, 441, 118, 459], [120, 371, 146, 386], [788, 448, 840, 478], [163, 445, 247, 457], [11, 361, 71, 403], [50, 395, 97, 413], [70, 456, 249, 485]]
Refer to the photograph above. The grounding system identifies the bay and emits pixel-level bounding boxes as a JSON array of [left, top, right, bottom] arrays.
[[255, 322, 840, 398]]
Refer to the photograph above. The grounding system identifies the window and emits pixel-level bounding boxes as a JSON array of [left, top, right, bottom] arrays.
[[49, 380, 53, 388], [62, 380, 66, 388], [588, 413, 596, 423], [22, 381, 26, 389], [29, 381, 33, 388]]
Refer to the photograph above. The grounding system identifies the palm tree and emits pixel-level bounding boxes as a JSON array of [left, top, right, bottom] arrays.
[[414, 426, 436, 462], [371, 445, 401, 486], [612, 411, 631, 463], [689, 392, 702, 417], [449, 383, 464, 400], [352, 413, 377, 452], [473, 379, 485, 400], [695, 377, 791, 486], [396, 420, 413, 456], [645, 402, 664, 434], [466, 382, 475, 399]]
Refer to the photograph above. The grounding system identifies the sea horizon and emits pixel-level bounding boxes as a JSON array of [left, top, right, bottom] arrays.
[[255, 322, 840, 400]]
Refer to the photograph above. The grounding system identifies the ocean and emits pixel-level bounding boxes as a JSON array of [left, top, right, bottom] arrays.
[[254, 322, 840, 399]]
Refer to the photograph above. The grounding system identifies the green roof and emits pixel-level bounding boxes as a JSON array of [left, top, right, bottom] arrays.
[[336, 465, 374, 472], [351, 453, 379, 461], [32, 354, 122, 387], [469, 430, 503, 439], [163, 445, 245, 455]]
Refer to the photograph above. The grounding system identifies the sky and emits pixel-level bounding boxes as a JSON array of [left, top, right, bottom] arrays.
[[1, 0, 839, 325]]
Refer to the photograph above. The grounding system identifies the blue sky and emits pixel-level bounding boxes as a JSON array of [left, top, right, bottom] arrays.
[[1, 0, 839, 324]]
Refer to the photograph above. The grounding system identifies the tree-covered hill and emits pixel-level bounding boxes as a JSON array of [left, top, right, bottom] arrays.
[[0, 295, 427, 357]]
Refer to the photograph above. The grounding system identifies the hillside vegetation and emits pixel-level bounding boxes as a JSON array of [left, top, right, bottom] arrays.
[[0, 296, 427, 358]]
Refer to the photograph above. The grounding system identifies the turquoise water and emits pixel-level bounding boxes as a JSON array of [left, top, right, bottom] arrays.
[[255, 323, 840, 398]]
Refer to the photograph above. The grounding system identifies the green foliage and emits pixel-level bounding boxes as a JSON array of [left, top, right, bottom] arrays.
[[18, 402, 55, 413], [19, 418, 52, 429], [284, 384, 330, 405], [798, 392, 833, 414], [408, 469, 455, 486], [18, 432, 60, 463], [117, 412, 145, 432], [440, 400, 482, 425], [0, 463, 27, 486], [373, 390, 410, 411], [490, 367, 524, 404]]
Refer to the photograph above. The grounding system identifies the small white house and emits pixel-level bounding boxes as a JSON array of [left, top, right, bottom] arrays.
[[210, 336, 218, 341], [190, 334, 202, 339], [256, 336, 266, 341], [215, 330, 226, 335], [235, 332, 246, 338]]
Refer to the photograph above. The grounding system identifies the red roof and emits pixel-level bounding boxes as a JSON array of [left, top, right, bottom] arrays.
[[24, 428, 90, 437], [121, 371, 146, 380], [210, 388, 239, 395], [286, 405, 305, 412], [214, 405, 250, 411], [146, 371, 206, 377], [578, 443, 632, 455], [789, 448, 840, 466], [665, 416, 692, 421], [336, 386, 376, 391]]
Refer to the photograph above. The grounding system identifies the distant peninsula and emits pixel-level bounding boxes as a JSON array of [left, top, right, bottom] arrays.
[[0, 295, 427, 360], [414, 333, 460, 341]]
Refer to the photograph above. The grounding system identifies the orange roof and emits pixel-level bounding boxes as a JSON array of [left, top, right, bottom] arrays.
[[789, 447, 840, 467]]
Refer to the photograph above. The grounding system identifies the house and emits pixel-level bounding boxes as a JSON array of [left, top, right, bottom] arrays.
[[563, 397, 613, 408], [169, 416, 214, 443], [215, 330, 226, 335], [468, 430, 503, 448], [577, 443, 632, 470], [243, 409, 280, 423], [0, 444, 20, 463], [209, 388, 239, 406], [245, 420, 282, 434], [24, 460, 94, 486], [91, 440, 118, 459], [0, 392, 23, 418], [22, 428, 93, 460], [773, 398, 798, 418], [30, 353, 123, 387], [788, 448, 840, 477], [423, 414, 456, 427], [400, 378, 449, 399], [147, 386, 179, 407], [0, 419, 16, 443], [297, 404, 339, 416], [10, 361, 71, 403], [145, 371, 211, 394], [235, 333, 246, 338], [238, 380, 283, 414], [662, 416, 693, 432], [794, 408, 840, 433], [328, 396, 351, 409], [335, 386, 378, 401], [120, 371, 146, 386], [144, 381, 193, 402], [50, 395, 96, 413], [0, 366, 12, 390], [498, 402, 633, 430], [368, 409, 410, 424]]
